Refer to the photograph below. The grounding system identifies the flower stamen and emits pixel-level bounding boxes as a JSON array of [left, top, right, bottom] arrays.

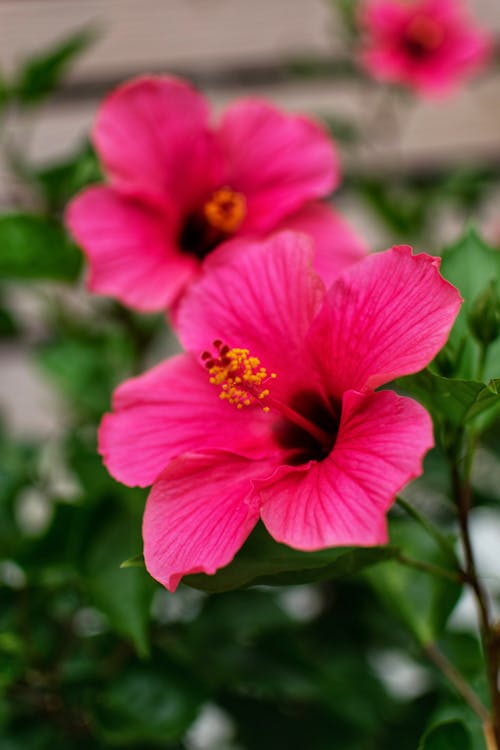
[[202, 342, 333, 454], [203, 341, 275, 411], [204, 187, 246, 234]]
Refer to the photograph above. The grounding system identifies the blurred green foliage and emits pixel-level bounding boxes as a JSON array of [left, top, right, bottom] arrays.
[[418, 719, 472, 750], [348, 168, 499, 245], [0, 215, 82, 281], [185, 523, 397, 592], [440, 230, 500, 381], [2, 28, 96, 108]]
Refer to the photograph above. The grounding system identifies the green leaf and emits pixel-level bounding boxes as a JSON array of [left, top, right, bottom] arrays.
[[185, 523, 397, 593], [365, 522, 462, 645], [440, 228, 500, 380], [65, 429, 145, 506], [0, 727, 66, 750], [355, 177, 428, 238], [335, 0, 362, 35], [439, 632, 483, 682], [394, 370, 500, 429], [0, 632, 25, 692], [0, 71, 10, 111], [0, 214, 81, 280], [418, 719, 472, 750], [0, 305, 18, 338], [427, 696, 490, 750], [322, 115, 360, 144], [120, 555, 145, 569], [16, 28, 96, 105], [35, 141, 102, 212], [190, 589, 292, 646], [84, 516, 156, 658], [0, 426, 37, 555], [37, 326, 134, 419], [395, 370, 481, 426], [95, 664, 203, 745], [468, 280, 500, 347], [466, 379, 500, 421]]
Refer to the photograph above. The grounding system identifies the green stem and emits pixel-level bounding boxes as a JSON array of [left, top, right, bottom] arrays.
[[395, 495, 458, 563], [477, 343, 489, 383], [396, 553, 462, 583]]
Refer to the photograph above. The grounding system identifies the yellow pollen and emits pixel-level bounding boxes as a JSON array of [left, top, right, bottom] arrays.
[[203, 187, 246, 234], [203, 343, 276, 410]]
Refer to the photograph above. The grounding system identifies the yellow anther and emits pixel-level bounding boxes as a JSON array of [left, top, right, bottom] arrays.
[[204, 343, 276, 410], [204, 187, 246, 234]]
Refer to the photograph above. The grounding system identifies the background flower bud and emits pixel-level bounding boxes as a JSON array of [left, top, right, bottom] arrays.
[[468, 280, 500, 346]]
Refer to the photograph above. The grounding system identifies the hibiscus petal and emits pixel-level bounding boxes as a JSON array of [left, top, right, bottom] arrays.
[[93, 76, 222, 212], [307, 245, 462, 399], [359, 0, 408, 35], [176, 232, 326, 400], [416, 0, 474, 27], [99, 353, 276, 488], [218, 99, 340, 234], [143, 452, 274, 591], [279, 202, 368, 286], [66, 186, 197, 311], [260, 389, 433, 549]]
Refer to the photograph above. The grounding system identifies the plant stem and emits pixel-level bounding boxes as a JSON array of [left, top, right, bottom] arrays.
[[424, 642, 490, 723], [396, 552, 462, 583], [450, 448, 500, 747], [486, 725, 500, 750], [477, 344, 489, 383], [395, 495, 458, 562]]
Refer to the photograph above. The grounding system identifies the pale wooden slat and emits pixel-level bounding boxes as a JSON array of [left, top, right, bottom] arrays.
[[0, 0, 335, 79], [0, 345, 64, 437], [9, 73, 500, 172], [1, 0, 498, 84]]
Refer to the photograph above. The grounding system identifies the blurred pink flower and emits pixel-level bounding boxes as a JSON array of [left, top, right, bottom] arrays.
[[99, 233, 461, 591], [358, 0, 493, 97], [66, 76, 366, 312]]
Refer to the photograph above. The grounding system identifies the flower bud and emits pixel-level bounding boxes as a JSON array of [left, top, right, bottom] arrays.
[[468, 280, 500, 346]]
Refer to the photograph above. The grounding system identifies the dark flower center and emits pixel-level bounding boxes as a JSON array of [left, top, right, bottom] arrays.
[[203, 343, 337, 465], [179, 187, 246, 260], [274, 389, 339, 465], [403, 15, 444, 59]]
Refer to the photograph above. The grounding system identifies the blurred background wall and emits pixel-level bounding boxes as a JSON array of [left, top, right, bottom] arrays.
[[1, 0, 500, 189]]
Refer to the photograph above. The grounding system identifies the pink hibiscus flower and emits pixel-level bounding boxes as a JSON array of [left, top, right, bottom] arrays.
[[99, 233, 461, 591], [65, 75, 366, 312], [358, 0, 493, 97]]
